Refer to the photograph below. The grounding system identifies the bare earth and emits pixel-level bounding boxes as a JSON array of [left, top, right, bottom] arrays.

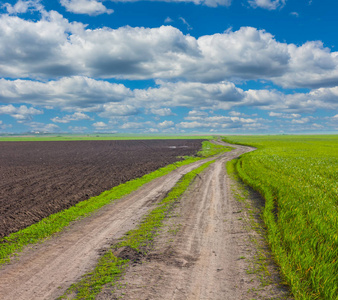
[[99, 142, 291, 300], [0, 142, 291, 300]]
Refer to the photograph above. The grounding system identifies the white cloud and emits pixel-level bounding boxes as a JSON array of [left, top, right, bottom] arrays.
[[1, 12, 338, 89], [119, 121, 154, 129], [134, 81, 245, 109], [1, 76, 337, 118], [290, 12, 299, 17], [99, 103, 139, 118], [93, 121, 108, 129], [108, 0, 231, 7], [164, 17, 173, 23], [150, 108, 174, 116], [178, 113, 267, 131], [51, 112, 92, 123], [158, 120, 174, 128], [68, 126, 88, 132], [27, 122, 60, 133], [3, 0, 44, 15], [291, 117, 310, 124], [60, 0, 113, 16], [248, 0, 286, 10], [269, 112, 301, 118], [179, 17, 192, 30], [0, 104, 43, 121], [0, 77, 132, 109]]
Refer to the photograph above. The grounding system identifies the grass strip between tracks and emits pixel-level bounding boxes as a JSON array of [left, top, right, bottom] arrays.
[[59, 159, 214, 300], [0, 141, 230, 265]]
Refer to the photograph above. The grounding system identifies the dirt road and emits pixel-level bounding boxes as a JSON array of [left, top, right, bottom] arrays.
[[0, 142, 289, 300], [99, 143, 290, 300]]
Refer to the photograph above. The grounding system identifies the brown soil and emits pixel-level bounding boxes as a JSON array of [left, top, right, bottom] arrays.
[[0, 153, 216, 300], [0, 142, 291, 300], [99, 142, 292, 300], [0, 139, 204, 238]]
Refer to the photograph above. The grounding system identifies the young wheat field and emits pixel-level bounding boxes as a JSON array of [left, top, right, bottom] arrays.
[[224, 135, 338, 300]]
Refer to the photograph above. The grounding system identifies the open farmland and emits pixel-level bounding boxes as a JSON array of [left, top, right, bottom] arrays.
[[224, 135, 338, 300], [0, 139, 205, 238]]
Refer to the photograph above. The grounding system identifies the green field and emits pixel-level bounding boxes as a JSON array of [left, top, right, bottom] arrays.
[[224, 135, 338, 299]]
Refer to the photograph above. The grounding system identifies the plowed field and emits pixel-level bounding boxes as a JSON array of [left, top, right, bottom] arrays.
[[0, 139, 204, 238]]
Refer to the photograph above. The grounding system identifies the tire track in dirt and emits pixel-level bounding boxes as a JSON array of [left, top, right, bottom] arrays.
[[0, 154, 219, 300], [101, 142, 290, 300]]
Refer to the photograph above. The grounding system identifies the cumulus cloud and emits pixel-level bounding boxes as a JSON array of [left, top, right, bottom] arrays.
[[0, 77, 132, 109], [248, 0, 286, 10], [119, 121, 154, 129], [0, 104, 43, 121], [134, 81, 246, 109], [51, 112, 92, 123], [1, 77, 338, 118], [99, 103, 139, 117], [1, 12, 338, 89], [269, 112, 301, 118], [291, 117, 310, 124], [164, 17, 173, 23], [150, 108, 174, 116], [177, 114, 268, 131], [158, 120, 174, 128], [92, 121, 108, 129], [68, 126, 88, 132], [27, 122, 61, 133], [2, 0, 44, 15], [60, 0, 113, 16]]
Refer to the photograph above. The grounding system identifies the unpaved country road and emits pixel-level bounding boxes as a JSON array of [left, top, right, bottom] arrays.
[[0, 142, 252, 300], [99, 142, 290, 300]]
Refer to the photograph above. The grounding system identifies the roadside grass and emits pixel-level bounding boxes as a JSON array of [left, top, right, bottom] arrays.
[[227, 159, 291, 300], [59, 160, 215, 300], [0, 140, 230, 265], [224, 135, 338, 300]]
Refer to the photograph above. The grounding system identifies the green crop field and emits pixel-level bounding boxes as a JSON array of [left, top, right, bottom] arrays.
[[224, 135, 338, 300]]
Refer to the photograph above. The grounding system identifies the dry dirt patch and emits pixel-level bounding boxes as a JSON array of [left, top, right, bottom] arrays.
[[99, 148, 291, 300]]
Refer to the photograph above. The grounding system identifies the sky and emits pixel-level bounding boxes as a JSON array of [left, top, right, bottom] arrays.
[[0, 0, 337, 134]]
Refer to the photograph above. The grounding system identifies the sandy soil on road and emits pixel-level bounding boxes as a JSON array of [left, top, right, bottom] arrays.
[[99, 144, 291, 300], [0, 142, 289, 300]]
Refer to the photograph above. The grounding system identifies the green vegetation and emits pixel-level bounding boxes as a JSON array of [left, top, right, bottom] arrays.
[[224, 135, 338, 299], [197, 140, 233, 157], [0, 140, 230, 265], [60, 160, 214, 299]]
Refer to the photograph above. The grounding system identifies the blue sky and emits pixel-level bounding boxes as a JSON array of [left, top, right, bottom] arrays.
[[0, 0, 337, 134]]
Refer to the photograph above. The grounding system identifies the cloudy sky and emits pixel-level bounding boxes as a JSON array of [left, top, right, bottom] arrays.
[[0, 0, 337, 134]]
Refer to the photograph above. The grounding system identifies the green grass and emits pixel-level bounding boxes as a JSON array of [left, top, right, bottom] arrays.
[[59, 160, 214, 299], [0, 140, 230, 265], [223, 135, 338, 300]]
